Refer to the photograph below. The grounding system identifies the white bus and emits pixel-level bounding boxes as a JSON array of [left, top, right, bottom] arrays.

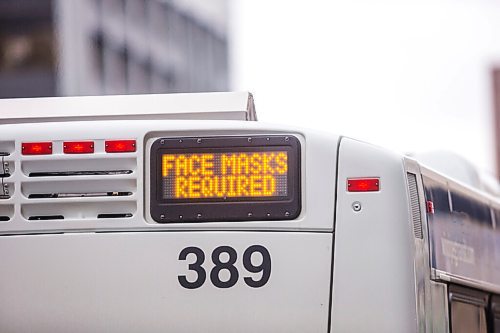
[[0, 92, 498, 332]]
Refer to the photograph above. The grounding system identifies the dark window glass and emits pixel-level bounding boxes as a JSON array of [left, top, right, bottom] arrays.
[[451, 192, 492, 226], [423, 176, 450, 213]]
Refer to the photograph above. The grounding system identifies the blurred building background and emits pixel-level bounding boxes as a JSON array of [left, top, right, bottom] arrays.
[[0, 0, 56, 98], [0, 0, 228, 98]]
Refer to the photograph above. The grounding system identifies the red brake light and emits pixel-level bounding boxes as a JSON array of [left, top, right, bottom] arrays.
[[64, 141, 94, 154], [105, 140, 136, 153], [347, 178, 380, 192], [22, 142, 52, 155]]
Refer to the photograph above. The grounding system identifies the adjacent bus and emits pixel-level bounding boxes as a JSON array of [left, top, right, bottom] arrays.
[[0, 92, 498, 332]]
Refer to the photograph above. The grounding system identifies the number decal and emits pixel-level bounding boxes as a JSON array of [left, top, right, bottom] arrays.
[[243, 245, 271, 288], [178, 245, 272, 289], [178, 246, 206, 289], [210, 246, 239, 288]]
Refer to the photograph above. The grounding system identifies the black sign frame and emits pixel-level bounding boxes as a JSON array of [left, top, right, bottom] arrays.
[[150, 135, 301, 223]]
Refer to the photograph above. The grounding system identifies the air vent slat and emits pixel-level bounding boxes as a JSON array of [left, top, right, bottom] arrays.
[[21, 155, 137, 225], [407, 173, 423, 239], [29, 170, 132, 177], [0, 216, 9, 222]]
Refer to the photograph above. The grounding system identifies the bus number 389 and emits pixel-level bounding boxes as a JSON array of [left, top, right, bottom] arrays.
[[178, 245, 271, 289]]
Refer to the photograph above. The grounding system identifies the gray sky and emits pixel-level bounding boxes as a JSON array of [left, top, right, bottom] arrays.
[[231, 0, 500, 175]]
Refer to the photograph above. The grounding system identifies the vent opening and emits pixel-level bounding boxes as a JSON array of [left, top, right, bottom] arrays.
[[97, 213, 133, 219], [0, 141, 14, 156], [22, 202, 137, 221], [28, 191, 132, 199], [0, 205, 13, 222], [407, 173, 423, 239], [28, 215, 65, 221], [29, 170, 132, 177]]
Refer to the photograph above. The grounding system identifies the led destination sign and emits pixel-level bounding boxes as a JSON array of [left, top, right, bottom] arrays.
[[150, 135, 301, 223], [161, 151, 288, 200]]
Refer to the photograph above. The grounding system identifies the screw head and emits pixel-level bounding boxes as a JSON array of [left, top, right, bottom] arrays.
[[352, 201, 362, 212]]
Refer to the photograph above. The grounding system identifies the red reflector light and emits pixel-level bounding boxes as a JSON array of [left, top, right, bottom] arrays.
[[426, 200, 435, 214], [64, 141, 94, 154], [105, 140, 136, 153], [347, 178, 380, 192], [22, 142, 52, 155]]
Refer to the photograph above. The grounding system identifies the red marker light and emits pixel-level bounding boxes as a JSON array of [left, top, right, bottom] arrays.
[[105, 140, 136, 153], [64, 141, 94, 154], [22, 142, 52, 155], [426, 200, 435, 214], [347, 178, 380, 192]]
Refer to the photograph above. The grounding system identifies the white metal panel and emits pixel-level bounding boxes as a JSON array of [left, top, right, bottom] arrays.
[[0, 231, 332, 333], [331, 138, 418, 332], [0, 92, 256, 124], [0, 120, 338, 234]]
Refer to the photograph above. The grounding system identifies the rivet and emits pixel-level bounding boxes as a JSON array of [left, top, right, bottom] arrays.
[[197, 139, 202, 144], [197, 213, 202, 218], [285, 211, 290, 217]]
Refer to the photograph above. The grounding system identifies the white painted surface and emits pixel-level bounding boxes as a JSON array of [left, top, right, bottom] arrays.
[[0, 117, 338, 234], [0, 92, 254, 123], [332, 138, 417, 332], [0, 231, 332, 333]]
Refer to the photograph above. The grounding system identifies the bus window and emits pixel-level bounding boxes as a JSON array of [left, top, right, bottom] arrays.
[[490, 295, 500, 333], [423, 176, 451, 268], [423, 177, 450, 214], [450, 192, 492, 227], [449, 285, 488, 333]]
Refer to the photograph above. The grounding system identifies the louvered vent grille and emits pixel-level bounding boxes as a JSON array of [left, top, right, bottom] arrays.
[[20, 156, 137, 221], [0, 141, 14, 222], [407, 173, 423, 239]]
